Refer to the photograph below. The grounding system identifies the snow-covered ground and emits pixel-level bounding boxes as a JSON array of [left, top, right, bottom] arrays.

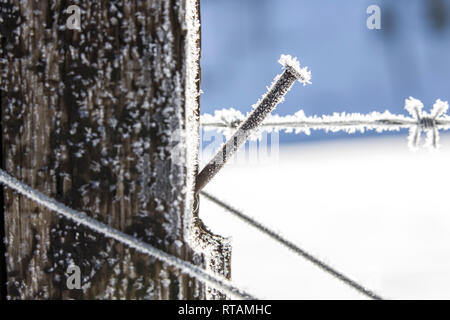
[[200, 135, 450, 299]]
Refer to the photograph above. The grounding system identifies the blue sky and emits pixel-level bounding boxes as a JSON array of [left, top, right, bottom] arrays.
[[200, 0, 450, 143]]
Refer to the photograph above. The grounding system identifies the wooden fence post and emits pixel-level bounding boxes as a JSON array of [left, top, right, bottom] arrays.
[[0, 0, 230, 300]]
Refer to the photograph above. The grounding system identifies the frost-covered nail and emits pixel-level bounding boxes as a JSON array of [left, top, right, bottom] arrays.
[[195, 55, 311, 193]]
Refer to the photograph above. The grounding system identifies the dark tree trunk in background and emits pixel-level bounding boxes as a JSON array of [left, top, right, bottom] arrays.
[[0, 0, 230, 299]]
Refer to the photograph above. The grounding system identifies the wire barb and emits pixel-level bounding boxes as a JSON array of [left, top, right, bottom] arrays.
[[200, 190, 384, 300], [0, 168, 256, 300]]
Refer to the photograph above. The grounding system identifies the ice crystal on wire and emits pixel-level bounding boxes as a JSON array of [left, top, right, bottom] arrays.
[[404, 96, 424, 119], [431, 99, 449, 119], [0, 168, 255, 300], [201, 98, 450, 150]]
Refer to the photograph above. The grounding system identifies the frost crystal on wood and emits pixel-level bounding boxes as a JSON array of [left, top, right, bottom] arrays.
[[0, 168, 254, 300], [0, 0, 230, 300]]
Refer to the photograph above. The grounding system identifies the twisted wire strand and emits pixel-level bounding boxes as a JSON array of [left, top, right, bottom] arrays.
[[0, 168, 256, 300]]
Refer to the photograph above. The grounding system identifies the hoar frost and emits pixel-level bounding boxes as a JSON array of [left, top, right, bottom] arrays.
[[201, 97, 450, 149]]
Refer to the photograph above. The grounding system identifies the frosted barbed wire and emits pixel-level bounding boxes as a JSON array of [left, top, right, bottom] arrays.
[[404, 97, 450, 149], [201, 97, 450, 149], [200, 190, 383, 300], [0, 168, 255, 300]]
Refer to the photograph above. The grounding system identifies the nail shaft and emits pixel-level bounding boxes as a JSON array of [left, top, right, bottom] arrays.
[[195, 67, 299, 193]]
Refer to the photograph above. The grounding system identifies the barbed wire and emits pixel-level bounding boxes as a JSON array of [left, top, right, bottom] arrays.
[[0, 168, 256, 300], [200, 190, 383, 300], [201, 97, 450, 149]]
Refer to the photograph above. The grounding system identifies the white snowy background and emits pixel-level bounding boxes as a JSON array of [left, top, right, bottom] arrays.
[[198, 0, 450, 299], [200, 136, 450, 299]]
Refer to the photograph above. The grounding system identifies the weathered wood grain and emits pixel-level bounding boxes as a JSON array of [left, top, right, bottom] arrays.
[[0, 0, 229, 300]]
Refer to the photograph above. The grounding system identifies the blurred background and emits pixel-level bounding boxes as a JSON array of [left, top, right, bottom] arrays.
[[199, 0, 450, 300], [200, 0, 450, 144]]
